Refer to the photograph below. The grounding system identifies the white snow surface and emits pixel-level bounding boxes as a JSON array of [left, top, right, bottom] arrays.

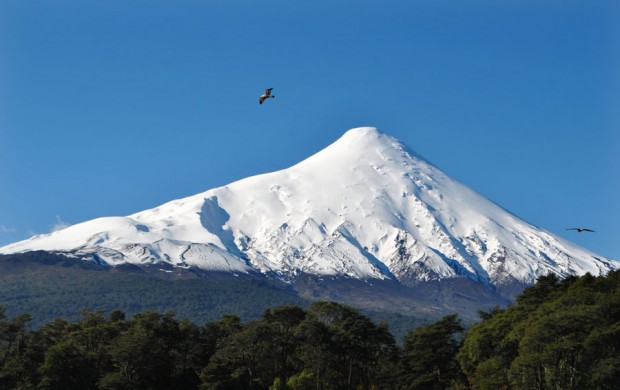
[[2, 127, 617, 285]]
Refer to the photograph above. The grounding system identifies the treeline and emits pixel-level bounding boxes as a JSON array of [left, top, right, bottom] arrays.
[[1, 270, 618, 389]]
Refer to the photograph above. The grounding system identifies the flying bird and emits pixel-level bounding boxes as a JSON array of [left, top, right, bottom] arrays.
[[566, 228, 595, 233], [259, 88, 275, 105]]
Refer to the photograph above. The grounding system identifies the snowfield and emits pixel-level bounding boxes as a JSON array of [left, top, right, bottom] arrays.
[[1, 127, 617, 286]]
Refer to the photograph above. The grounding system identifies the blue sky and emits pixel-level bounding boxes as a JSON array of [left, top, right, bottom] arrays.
[[1, 1, 618, 260]]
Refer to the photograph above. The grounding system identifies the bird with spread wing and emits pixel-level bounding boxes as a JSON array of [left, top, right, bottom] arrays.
[[566, 228, 595, 233], [259, 88, 275, 104]]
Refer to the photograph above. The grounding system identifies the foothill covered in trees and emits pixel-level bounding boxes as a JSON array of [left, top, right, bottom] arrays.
[[0, 270, 618, 389]]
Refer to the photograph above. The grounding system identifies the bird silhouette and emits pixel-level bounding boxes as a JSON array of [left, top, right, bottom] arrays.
[[259, 88, 275, 104], [566, 228, 595, 233]]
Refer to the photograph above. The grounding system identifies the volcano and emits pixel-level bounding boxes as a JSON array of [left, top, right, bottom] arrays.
[[2, 127, 616, 291]]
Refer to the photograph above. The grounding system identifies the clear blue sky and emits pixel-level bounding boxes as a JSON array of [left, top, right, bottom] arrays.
[[1, 1, 618, 260]]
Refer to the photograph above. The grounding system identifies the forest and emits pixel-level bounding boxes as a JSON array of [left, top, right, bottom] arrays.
[[0, 270, 618, 389]]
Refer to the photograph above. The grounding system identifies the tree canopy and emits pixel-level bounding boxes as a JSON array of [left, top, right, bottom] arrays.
[[0, 270, 618, 389]]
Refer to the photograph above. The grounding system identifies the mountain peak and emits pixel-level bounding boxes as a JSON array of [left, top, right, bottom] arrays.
[[294, 126, 410, 173], [331, 126, 391, 150], [340, 126, 383, 140]]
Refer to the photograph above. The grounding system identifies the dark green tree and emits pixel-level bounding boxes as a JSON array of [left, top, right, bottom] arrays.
[[201, 319, 276, 389], [399, 314, 464, 389], [458, 271, 620, 390], [0, 308, 33, 389], [262, 306, 307, 384], [305, 301, 397, 390], [38, 310, 125, 389], [99, 311, 182, 389]]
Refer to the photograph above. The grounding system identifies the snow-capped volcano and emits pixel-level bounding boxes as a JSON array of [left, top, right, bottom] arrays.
[[1, 127, 616, 287]]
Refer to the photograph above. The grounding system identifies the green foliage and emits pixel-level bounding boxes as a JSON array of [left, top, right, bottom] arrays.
[[286, 370, 314, 390], [0, 268, 618, 389], [0, 261, 306, 328], [200, 302, 398, 389], [303, 302, 398, 389], [0, 254, 428, 340], [399, 314, 464, 389], [458, 270, 620, 390]]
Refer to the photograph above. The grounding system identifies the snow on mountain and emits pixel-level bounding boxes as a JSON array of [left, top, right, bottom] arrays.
[[1, 127, 616, 287]]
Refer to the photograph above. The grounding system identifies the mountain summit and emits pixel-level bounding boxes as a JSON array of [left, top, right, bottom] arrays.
[[1, 127, 616, 288]]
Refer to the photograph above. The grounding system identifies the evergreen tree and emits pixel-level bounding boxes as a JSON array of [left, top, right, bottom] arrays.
[[262, 306, 307, 384], [305, 301, 397, 389], [458, 271, 620, 390], [201, 319, 276, 389], [0, 270, 618, 389], [0, 308, 33, 389], [399, 314, 464, 389], [100, 311, 180, 389]]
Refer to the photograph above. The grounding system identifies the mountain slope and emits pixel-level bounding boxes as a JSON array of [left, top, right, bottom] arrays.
[[1, 127, 616, 288]]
